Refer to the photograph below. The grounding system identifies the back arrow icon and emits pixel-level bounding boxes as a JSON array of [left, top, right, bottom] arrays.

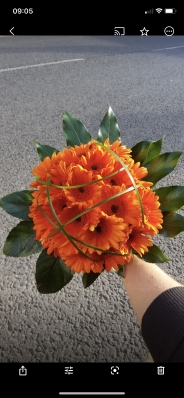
[[10, 27, 14, 35]]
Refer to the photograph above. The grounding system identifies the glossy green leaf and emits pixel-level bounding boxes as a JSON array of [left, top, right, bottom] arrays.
[[97, 106, 121, 144], [82, 270, 103, 288], [141, 244, 170, 263], [116, 264, 125, 278], [142, 138, 164, 165], [131, 140, 151, 164], [33, 142, 59, 161], [3, 220, 42, 257], [36, 249, 74, 293], [62, 110, 92, 147], [0, 190, 35, 220], [131, 138, 163, 165], [142, 152, 183, 185], [155, 186, 184, 211], [159, 212, 184, 238]]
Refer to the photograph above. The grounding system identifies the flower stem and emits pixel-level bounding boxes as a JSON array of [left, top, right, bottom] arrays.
[[93, 141, 145, 224], [62, 185, 140, 226], [45, 178, 104, 262], [36, 178, 131, 260], [35, 167, 125, 189]]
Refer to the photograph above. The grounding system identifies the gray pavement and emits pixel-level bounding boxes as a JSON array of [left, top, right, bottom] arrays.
[[0, 36, 184, 362]]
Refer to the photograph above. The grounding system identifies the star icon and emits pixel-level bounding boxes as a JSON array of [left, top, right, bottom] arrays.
[[140, 27, 149, 36]]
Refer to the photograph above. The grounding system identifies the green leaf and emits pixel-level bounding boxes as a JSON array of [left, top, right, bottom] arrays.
[[142, 138, 164, 165], [155, 186, 184, 212], [131, 140, 151, 164], [141, 244, 170, 263], [116, 264, 125, 278], [131, 138, 164, 165], [97, 106, 121, 144], [62, 110, 92, 147], [142, 152, 183, 185], [33, 142, 59, 161], [3, 220, 42, 257], [36, 249, 74, 293], [82, 270, 103, 288], [159, 212, 184, 238], [0, 190, 35, 220]]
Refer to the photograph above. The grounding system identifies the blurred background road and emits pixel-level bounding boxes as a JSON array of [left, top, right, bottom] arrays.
[[0, 35, 184, 362]]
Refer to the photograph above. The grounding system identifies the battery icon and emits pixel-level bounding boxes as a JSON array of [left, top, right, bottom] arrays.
[[164, 8, 177, 14]]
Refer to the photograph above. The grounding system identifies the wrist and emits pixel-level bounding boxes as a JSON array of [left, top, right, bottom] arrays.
[[121, 256, 182, 327]]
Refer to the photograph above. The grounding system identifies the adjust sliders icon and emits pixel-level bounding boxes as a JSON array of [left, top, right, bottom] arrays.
[[114, 27, 125, 35]]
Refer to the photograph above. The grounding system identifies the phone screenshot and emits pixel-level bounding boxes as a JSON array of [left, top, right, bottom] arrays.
[[0, 5, 183, 397]]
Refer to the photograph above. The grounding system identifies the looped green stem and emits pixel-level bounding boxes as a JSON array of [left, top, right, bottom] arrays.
[[35, 166, 125, 189], [36, 180, 132, 261], [34, 142, 144, 262], [93, 141, 145, 223], [45, 178, 104, 262]]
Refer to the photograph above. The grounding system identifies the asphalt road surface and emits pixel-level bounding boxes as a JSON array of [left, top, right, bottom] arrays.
[[0, 36, 184, 363]]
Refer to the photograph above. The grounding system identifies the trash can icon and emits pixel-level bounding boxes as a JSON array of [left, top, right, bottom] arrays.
[[157, 366, 165, 375]]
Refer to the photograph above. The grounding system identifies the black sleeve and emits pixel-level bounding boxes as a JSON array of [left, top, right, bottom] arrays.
[[141, 286, 184, 362]]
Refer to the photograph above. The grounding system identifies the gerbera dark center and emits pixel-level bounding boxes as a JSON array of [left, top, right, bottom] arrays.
[[91, 164, 98, 170], [110, 179, 117, 186], [62, 204, 67, 209], [111, 204, 119, 213], [95, 225, 102, 233], [78, 187, 85, 193]]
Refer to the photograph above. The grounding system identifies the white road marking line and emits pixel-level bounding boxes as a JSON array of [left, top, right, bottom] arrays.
[[152, 45, 184, 51], [0, 59, 84, 73]]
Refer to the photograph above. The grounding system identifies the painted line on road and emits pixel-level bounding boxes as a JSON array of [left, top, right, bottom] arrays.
[[0, 58, 84, 73], [152, 45, 184, 51]]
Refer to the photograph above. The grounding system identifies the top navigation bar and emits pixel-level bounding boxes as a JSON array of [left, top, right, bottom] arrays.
[[1, 5, 183, 35]]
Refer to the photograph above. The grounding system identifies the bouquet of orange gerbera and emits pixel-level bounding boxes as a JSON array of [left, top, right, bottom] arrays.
[[1, 107, 184, 293]]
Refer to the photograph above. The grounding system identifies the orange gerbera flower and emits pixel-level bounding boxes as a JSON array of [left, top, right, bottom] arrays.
[[51, 147, 77, 168], [59, 204, 100, 235], [61, 248, 132, 274], [104, 161, 128, 187], [64, 165, 101, 208], [104, 138, 132, 164], [129, 162, 153, 188], [123, 228, 153, 256], [29, 138, 164, 273], [28, 201, 59, 242], [140, 187, 163, 234], [71, 142, 93, 159], [29, 189, 47, 206], [81, 145, 115, 176], [79, 213, 127, 254], [30, 156, 53, 189], [99, 184, 142, 226], [61, 251, 105, 273], [50, 160, 69, 187], [109, 159, 150, 188], [99, 248, 133, 272]]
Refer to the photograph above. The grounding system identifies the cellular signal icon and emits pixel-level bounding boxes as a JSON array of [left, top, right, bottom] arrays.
[[155, 8, 163, 13], [145, 8, 154, 14], [114, 27, 125, 35]]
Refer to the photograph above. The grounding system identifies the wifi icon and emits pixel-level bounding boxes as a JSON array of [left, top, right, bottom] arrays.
[[155, 8, 163, 13]]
